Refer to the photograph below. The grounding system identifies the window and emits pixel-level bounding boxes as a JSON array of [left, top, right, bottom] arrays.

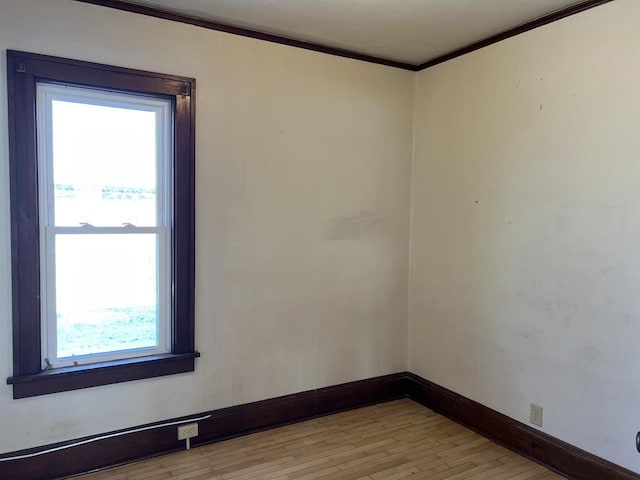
[[6, 51, 198, 398], [39, 84, 173, 367]]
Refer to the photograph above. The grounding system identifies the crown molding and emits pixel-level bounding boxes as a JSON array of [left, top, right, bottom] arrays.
[[74, 0, 418, 71], [75, 0, 614, 71], [416, 0, 615, 70]]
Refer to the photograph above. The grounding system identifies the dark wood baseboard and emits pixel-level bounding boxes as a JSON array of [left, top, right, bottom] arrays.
[[0, 373, 406, 480], [406, 373, 639, 480], [2, 372, 637, 479]]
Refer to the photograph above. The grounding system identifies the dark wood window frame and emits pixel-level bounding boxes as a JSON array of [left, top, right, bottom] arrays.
[[5, 50, 198, 399]]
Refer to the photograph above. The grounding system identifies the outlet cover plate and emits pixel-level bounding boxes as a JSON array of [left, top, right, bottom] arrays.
[[178, 423, 198, 440], [530, 404, 543, 427]]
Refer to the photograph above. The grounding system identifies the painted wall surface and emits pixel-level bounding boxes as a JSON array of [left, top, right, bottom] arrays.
[[0, 0, 413, 453], [410, 0, 640, 472]]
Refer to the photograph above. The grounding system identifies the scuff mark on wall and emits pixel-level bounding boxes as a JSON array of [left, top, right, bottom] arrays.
[[328, 210, 385, 240]]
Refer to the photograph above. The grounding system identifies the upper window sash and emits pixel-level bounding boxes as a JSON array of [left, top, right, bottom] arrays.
[[36, 83, 173, 228]]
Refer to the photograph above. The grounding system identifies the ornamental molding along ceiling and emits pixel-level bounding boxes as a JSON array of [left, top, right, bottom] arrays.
[[77, 0, 613, 70]]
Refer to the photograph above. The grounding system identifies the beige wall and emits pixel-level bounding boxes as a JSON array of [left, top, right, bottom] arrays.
[[0, 0, 413, 452], [410, 0, 640, 472], [2, 0, 640, 474]]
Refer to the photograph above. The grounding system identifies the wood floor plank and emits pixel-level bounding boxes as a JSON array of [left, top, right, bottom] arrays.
[[73, 399, 564, 480]]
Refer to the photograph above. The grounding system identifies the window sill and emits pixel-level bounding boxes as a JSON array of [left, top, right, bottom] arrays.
[[7, 352, 200, 399]]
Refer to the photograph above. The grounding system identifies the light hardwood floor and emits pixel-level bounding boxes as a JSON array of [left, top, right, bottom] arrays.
[[75, 399, 564, 480]]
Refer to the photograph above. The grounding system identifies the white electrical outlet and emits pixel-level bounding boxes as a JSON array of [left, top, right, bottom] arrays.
[[177, 422, 199, 440], [530, 404, 543, 427]]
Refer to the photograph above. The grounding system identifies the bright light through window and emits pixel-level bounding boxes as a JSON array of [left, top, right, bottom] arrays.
[[55, 234, 159, 358], [37, 84, 172, 367], [51, 100, 158, 227]]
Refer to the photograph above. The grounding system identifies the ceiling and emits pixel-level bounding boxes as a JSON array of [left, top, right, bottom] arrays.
[[120, 0, 594, 66]]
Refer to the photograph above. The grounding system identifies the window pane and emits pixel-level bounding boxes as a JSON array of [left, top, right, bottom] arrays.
[[55, 234, 160, 359], [51, 99, 159, 226]]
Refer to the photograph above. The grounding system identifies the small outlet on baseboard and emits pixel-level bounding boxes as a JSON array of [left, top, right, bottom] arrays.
[[530, 403, 543, 427], [177, 422, 199, 440]]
